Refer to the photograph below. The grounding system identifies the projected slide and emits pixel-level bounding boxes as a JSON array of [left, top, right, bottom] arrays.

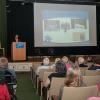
[[43, 10, 89, 44], [34, 3, 97, 47]]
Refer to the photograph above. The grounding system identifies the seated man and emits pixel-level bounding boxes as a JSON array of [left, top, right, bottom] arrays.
[[0, 57, 16, 82], [0, 57, 17, 97]]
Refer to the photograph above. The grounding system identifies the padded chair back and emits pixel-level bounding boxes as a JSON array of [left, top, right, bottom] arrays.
[[85, 70, 100, 76], [61, 86, 98, 100], [43, 72, 53, 82], [80, 67, 88, 76], [39, 68, 55, 81], [49, 77, 65, 99], [83, 76, 100, 86]]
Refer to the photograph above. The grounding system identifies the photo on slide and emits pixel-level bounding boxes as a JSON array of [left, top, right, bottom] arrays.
[[43, 10, 89, 44]]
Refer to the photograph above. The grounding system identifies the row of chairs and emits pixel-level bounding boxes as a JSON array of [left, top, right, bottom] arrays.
[[32, 68, 100, 90], [31, 66, 100, 100], [61, 85, 99, 100], [80, 68, 100, 76], [47, 76, 100, 100], [32, 71, 100, 100]]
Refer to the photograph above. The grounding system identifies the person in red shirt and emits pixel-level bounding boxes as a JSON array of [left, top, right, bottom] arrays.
[[0, 78, 10, 100], [0, 84, 10, 100]]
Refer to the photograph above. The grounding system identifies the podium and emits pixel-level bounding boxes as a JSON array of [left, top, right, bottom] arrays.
[[11, 42, 26, 61]]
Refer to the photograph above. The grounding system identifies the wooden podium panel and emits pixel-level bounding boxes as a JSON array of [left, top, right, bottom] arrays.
[[11, 42, 26, 61]]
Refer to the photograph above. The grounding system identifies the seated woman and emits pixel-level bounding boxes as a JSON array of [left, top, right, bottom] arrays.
[[76, 56, 88, 67], [43, 60, 66, 100], [36, 57, 51, 75], [57, 67, 84, 100], [64, 67, 83, 87], [44, 60, 67, 88]]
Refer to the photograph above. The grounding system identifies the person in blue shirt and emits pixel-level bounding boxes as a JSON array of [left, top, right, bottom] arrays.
[[0, 57, 16, 81]]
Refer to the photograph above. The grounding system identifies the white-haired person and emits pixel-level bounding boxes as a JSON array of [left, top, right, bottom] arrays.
[[36, 57, 51, 75], [0, 57, 16, 80], [0, 57, 17, 95]]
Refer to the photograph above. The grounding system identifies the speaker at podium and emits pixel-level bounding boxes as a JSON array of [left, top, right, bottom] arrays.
[[11, 34, 26, 61]]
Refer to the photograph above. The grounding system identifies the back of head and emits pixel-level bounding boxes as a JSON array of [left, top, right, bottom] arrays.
[[65, 68, 78, 86], [55, 60, 66, 73], [0, 57, 8, 68], [62, 56, 69, 63], [78, 57, 85, 64]]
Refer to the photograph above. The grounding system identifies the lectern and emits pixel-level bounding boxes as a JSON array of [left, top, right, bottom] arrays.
[[11, 42, 26, 61]]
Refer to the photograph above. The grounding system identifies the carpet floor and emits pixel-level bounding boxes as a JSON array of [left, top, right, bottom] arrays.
[[16, 73, 40, 100]]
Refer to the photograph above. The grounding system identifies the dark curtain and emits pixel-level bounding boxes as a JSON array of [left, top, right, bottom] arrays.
[[0, 0, 7, 56]]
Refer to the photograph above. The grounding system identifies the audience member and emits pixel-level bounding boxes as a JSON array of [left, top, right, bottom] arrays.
[[86, 56, 94, 63], [76, 56, 88, 67], [64, 67, 83, 87], [0, 57, 16, 80], [58, 67, 84, 100], [62, 56, 73, 70], [86, 56, 94, 68], [88, 60, 100, 70], [0, 83, 10, 100], [0, 71, 10, 100], [44, 60, 67, 88], [36, 57, 51, 75], [43, 60, 66, 100]]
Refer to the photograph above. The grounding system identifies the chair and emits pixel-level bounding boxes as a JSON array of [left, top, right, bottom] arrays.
[[36, 68, 55, 95], [31, 63, 41, 89], [80, 67, 89, 76], [61, 86, 98, 100], [39, 68, 55, 82], [83, 76, 100, 86], [47, 77, 65, 100], [40, 71, 53, 98], [85, 70, 100, 76]]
